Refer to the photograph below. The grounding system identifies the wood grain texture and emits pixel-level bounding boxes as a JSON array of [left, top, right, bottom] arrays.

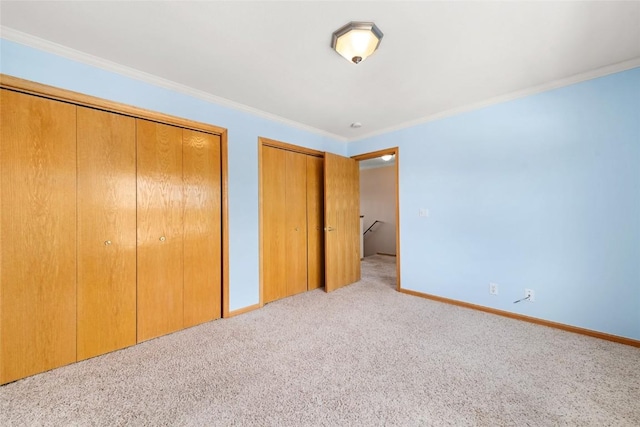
[[221, 131, 230, 318], [347, 155, 361, 283], [136, 119, 184, 342], [324, 152, 361, 293], [285, 151, 308, 297], [183, 129, 222, 328], [262, 146, 287, 303], [76, 107, 137, 361], [394, 150, 401, 290], [1, 90, 77, 384], [0, 75, 225, 136], [259, 137, 324, 157], [306, 156, 324, 290], [0, 78, 230, 382], [257, 141, 265, 310]]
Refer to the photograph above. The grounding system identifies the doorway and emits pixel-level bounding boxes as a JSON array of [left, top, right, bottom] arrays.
[[352, 148, 401, 290]]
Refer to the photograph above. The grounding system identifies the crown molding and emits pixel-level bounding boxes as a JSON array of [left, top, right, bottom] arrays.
[[0, 27, 348, 143], [350, 57, 640, 142], [2, 27, 637, 144]]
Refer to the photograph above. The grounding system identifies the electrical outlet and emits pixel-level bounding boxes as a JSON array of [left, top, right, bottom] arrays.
[[489, 283, 498, 295], [525, 288, 535, 302]]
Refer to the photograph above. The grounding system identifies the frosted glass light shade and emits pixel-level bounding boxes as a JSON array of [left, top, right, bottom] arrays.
[[381, 154, 393, 161], [331, 22, 383, 64]]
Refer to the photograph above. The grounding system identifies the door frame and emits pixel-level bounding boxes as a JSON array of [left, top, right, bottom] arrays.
[[351, 147, 401, 290], [257, 137, 324, 308]]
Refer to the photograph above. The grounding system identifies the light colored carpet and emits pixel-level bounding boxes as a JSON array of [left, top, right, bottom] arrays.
[[1, 255, 639, 426]]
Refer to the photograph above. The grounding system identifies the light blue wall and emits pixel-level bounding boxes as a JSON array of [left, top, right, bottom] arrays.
[[3, 38, 639, 340], [0, 39, 347, 311], [349, 68, 640, 340]]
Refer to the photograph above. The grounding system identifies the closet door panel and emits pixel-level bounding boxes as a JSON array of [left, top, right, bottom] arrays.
[[0, 90, 77, 384], [306, 156, 324, 290], [77, 107, 137, 360], [285, 151, 308, 297], [137, 119, 184, 342], [183, 130, 222, 327], [262, 146, 287, 303]]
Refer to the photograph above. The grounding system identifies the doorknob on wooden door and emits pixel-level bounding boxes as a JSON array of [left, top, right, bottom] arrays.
[[324, 226, 335, 232]]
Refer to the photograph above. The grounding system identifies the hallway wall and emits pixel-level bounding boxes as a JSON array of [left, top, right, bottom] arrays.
[[360, 165, 396, 257]]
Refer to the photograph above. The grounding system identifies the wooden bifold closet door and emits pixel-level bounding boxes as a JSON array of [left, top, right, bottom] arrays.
[[136, 119, 185, 342], [306, 156, 324, 290], [137, 121, 223, 341], [0, 78, 225, 384], [262, 144, 324, 303], [183, 129, 222, 327], [1, 90, 77, 384], [285, 150, 308, 297], [262, 146, 288, 303], [76, 107, 137, 361]]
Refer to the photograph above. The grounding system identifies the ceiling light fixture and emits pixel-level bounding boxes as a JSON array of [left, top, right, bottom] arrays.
[[381, 154, 393, 161], [331, 21, 383, 64]]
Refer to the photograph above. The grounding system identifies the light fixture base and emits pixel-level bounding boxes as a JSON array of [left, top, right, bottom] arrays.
[[331, 21, 383, 64]]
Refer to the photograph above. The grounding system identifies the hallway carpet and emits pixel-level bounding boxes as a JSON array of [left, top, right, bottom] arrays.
[[1, 255, 639, 426]]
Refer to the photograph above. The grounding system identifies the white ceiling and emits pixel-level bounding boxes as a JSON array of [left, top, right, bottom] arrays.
[[1, 1, 639, 141]]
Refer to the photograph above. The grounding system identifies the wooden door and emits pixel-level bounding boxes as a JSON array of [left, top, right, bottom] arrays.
[[262, 146, 287, 303], [183, 129, 222, 327], [324, 152, 361, 292], [306, 156, 324, 290], [137, 119, 184, 342], [0, 90, 77, 384], [285, 151, 308, 296], [76, 107, 137, 361]]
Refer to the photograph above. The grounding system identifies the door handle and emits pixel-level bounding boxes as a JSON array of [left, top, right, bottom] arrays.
[[324, 227, 335, 232]]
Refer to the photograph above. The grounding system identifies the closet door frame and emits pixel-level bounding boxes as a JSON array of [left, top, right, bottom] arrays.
[[0, 74, 231, 319]]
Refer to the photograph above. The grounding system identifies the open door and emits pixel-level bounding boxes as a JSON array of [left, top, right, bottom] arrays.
[[324, 152, 361, 292]]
